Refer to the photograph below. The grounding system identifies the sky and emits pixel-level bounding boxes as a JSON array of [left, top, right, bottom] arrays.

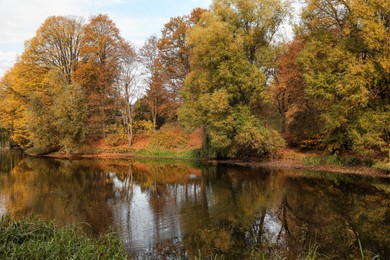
[[0, 0, 212, 77]]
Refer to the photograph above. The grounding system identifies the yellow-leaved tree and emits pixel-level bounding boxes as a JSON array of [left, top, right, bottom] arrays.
[[0, 16, 88, 154], [298, 0, 389, 155], [180, 0, 289, 158]]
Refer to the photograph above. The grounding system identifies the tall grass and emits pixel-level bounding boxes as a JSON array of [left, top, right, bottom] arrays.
[[303, 242, 319, 260], [0, 215, 127, 259], [1, 215, 380, 259]]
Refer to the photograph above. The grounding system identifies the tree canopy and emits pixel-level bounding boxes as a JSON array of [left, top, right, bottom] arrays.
[[0, 0, 388, 159], [179, 0, 288, 158]]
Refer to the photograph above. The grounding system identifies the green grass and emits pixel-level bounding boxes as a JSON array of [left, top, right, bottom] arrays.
[[135, 148, 201, 160], [303, 242, 319, 260], [302, 155, 375, 167], [0, 215, 127, 259], [1, 215, 379, 259]]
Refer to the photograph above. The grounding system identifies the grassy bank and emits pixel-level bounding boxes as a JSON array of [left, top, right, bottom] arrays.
[[65, 124, 204, 160], [301, 153, 389, 173], [134, 148, 201, 160], [0, 216, 127, 259], [39, 122, 388, 176]]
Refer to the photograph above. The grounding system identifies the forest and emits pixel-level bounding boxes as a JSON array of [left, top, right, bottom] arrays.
[[0, 0, 388, 161]]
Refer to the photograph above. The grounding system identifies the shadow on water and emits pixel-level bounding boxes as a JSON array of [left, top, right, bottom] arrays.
[[0, 151, 388, 259], [0, 149, 24, 174]]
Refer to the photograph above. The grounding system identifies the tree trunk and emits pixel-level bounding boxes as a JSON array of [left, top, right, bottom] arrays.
[[281, 113, 286, 133]]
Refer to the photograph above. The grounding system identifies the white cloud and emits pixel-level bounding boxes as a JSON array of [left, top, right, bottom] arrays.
[[0, 0, 93, 77], [192, 0, 212, 6], [0, 0, 212, 78], [0, 0, 91, 43], [115, 16, 166, 46], [0, 52, 18, 77]]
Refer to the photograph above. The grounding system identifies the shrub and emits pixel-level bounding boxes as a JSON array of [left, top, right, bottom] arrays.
[[298, 135, 322, 151], [134, 120, 154, 136], [149, 124, 188, 150], [104, 134, 124, 147], [374, 161, 390, 172]]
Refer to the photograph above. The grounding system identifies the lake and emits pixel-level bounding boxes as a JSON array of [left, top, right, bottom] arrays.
[[0, 150, 389, 259]]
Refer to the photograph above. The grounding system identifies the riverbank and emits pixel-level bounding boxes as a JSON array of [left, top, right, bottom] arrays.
[[39, 148, 389, 178], [211, 158, 388, 177], [209, 148, 389, 177], [27, 125, 389, 177]]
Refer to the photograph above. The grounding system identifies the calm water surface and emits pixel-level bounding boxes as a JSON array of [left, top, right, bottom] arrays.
[[0, 150, 389, 259]]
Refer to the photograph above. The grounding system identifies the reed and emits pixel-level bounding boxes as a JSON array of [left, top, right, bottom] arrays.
[[0, 215, 127, 259]]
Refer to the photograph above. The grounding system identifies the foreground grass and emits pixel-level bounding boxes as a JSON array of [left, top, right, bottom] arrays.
[[0, 216, 127, 259]]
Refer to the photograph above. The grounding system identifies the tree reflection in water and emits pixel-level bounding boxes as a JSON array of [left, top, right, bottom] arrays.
[[0, 153, 388, 258]]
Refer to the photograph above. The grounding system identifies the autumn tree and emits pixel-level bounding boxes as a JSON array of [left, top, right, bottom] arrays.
[[298, 0, 390, 154], [51, 76, 88, 153], [137, 8, 206, 128], [25, 16, 88, 153], [0, 66, 30, 147], [0, 16, 88, 153], [270, 37, 323, 145], [271, 37, 307, 134], [27, 16, 84, 84], [116, 40, 141, 146], [157, 8, 206, 119], [0, 14, 148, 153], [139, 36, 169, 130], [79, 14, 122, 138], [180, 0, 289, 158]]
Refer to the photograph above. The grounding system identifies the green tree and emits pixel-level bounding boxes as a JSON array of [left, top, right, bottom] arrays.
[[180, 0, 288, 158], [53, 81, 88, 153], [299, 0, 390, 155]]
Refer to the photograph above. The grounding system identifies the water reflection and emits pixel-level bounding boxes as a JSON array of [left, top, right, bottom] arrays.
[[0, 152, 389, 259], [0, 149, 23, 174]]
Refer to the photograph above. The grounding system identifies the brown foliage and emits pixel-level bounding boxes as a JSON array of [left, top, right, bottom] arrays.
[[157, 8, 206, 120], [271, 37, 306, 134], [80, 14, 123, 138]]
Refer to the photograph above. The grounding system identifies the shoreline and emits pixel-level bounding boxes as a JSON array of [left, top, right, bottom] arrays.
[[35, 151, 389, 178], [210, 158, 389, 178]]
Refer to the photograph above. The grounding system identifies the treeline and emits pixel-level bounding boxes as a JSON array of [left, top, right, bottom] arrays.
[[0, 0, 388, 158]]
